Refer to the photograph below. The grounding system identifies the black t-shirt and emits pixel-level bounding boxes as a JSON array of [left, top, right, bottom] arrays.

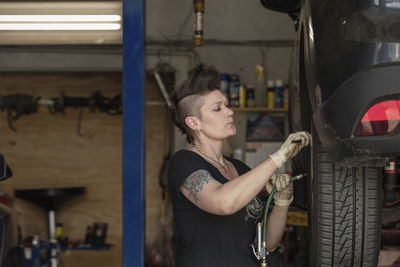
[[168, 150, 267, 267]]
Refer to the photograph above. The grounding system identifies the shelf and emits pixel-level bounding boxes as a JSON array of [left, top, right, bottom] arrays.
[[24, 244, 111, 251], [230, 107, 288, 113]]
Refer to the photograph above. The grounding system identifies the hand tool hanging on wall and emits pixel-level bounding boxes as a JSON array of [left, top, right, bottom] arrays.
[[48, 91, 122, 115], [153, 62, 176, 110], [0, 94, 40, 131], [0, 91, 122, 131]]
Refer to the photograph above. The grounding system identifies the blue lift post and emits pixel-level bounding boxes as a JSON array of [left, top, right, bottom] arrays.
[[123, 0, 145, 266]]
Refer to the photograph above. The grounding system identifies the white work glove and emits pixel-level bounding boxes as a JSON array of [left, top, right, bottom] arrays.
[[269, 131, 312, 169], [266, 173, 293, 206]]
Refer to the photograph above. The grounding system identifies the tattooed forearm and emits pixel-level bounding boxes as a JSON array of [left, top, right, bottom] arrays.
[[183, 170, 215, 202]]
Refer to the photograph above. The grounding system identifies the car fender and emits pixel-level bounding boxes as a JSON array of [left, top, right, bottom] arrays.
[[301, 0, 324, 113]]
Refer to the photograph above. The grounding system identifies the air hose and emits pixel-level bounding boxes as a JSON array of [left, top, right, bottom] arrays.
[[254, 173, 307, 267]]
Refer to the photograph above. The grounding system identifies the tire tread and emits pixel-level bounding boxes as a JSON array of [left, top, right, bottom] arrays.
[[312, 146, 381, 267]]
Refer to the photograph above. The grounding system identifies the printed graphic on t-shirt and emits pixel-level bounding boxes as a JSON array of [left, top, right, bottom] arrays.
[[245, 197, 264, 222]]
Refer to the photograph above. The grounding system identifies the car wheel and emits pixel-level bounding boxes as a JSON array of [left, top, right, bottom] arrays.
[[308, 128, 382, 267]]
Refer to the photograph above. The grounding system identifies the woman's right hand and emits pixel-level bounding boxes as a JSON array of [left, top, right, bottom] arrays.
[[269, 131, 311, 169]]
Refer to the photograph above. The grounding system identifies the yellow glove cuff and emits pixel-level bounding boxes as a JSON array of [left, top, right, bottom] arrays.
[[274, 195, 294, 207]]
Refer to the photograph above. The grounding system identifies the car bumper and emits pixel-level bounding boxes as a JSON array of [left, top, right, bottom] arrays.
[[313, 64, 400, 166]]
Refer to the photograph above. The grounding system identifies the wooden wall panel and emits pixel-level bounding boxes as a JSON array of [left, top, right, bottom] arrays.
[[0, 72, 172, 266], [0, 73, 123, 267]]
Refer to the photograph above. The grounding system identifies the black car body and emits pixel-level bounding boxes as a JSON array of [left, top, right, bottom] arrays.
[[260, 0, 400, 266], [301, 0, 400, 165]]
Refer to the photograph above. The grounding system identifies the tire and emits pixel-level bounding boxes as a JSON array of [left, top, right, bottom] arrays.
[[308, 131, 382, 267]]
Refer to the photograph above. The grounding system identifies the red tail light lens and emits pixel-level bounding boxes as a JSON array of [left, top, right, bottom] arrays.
[[355, 100, 400, 136]]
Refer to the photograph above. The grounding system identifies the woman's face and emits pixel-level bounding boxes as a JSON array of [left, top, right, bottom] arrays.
[[197, 90, 236, 140]]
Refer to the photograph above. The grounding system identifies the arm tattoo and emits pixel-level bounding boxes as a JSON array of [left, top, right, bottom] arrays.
[[183, 170, 215, 202]]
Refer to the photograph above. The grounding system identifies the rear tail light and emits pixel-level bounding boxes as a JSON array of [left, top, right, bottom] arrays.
[[355, 100, 400, 136]]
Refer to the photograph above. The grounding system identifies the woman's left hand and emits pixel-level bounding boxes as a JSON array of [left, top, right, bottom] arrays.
[[265, 173, 293, 207]]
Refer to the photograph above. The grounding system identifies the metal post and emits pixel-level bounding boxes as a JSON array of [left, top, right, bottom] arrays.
[[123, 0, 145, 266]]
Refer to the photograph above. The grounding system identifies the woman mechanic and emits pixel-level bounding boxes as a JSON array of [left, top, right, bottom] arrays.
[[168, 64, 311, 267]]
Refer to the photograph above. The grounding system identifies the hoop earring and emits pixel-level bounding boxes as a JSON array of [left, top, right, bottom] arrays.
[[196, 128, 201, 135]]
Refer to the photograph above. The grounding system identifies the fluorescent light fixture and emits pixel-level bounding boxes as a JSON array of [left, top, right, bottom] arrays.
[[0, 15, 121, 22], [0, 1, 123, 44], [0, 14, 121, 30], [0, 23, 121, 31]]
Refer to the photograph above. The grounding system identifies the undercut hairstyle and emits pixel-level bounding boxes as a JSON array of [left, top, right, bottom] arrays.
[[171, 63, 221, 144]]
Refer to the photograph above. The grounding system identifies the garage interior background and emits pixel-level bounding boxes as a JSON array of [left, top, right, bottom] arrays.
[[0, 0, 333, 266]]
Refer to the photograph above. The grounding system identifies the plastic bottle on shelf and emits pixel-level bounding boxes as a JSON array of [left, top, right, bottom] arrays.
[[55, 223, 63, 241], [274, 79, 284, 108], [239, 84, 247, 108], [85, 225, 94, 245], [254, 64, 266, 107], [266, 80, 275, 109], [229, 75, 240, 107], [246, 85, 255, 107], [220, 73, 230, 100], [283, 86, 289, 109]]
